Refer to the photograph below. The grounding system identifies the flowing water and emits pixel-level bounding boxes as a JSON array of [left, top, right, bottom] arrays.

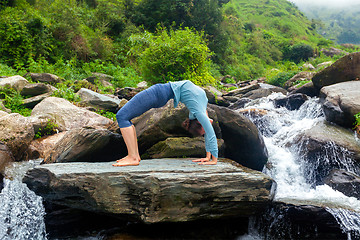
[[1, 92, 360, 239], [239, 92, 360, 239]]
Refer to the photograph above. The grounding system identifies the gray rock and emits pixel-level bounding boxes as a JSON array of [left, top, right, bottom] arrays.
[[321, 47, 348, 57], [20, 83, 53, 97], [209, 105, 268, 171], [324, 169, 360, 200], [86, 73, 113, 88], [203, 88, 229, 107], [222, 95, 239, 103], [114, 87, 141, 100], [242, 87, 287, 100], [137, 81, 148, 88], [142, 137, 225, 159], [29, 73, 62, 84], [23, 159, 276, 223], [320, 81, 360, 127], [312, 52, 360, 90], [0, 101, 11, 113], [283, 72, 314, 90], [0, 113, 35, 160], [274, 93, 308, 110], [78, 88, 121, 113], [316, 61, 333, 69], [22, 92, 53, 108], [30, 97, 113, 132], [229, 98, 252, 110], [43, 128, 126, 164], [289, 81, 318, 97], [26, 132, 67, 160], [224, 84, 260, 97], [0, 142, 14, 177], [302, 63, 315, 71], [0, 75, 29, 91]]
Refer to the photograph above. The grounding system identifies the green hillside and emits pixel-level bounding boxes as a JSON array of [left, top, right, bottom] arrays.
[[292, 2, 360, 45], [0, 0, 347, 86]]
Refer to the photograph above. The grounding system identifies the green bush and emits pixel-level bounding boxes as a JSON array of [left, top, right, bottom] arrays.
[[0, 87, 32, 116], [285, 43, 314, 63], [267, 70, 298, 87], [355, 112, 360, 129], [52, 83, 81, 103], [34, 119, 59, 139], [129, 27, 215, 85]]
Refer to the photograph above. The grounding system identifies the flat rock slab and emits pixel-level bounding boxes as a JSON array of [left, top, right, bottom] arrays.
[[23, 158, 276, 223]]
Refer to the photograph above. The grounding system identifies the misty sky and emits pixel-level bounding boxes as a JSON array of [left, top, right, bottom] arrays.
[[290, 0, 359, 8]]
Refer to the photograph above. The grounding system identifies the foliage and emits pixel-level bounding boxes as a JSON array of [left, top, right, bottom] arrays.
[[34, 119, 59, 139], [96, 109, 116, 121], [284, 43, 314, 63], [52, 83, 81, 103], [0, 87, 32, 116], [267, 70, 299, 87], [355, 113, 360, 129], [129, 27, 215, 85]]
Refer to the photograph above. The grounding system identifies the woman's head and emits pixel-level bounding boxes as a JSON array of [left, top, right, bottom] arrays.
[[182, 118, 204, 137]]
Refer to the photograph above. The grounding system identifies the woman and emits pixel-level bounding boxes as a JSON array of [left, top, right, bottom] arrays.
[[113, 80, 218, 167]]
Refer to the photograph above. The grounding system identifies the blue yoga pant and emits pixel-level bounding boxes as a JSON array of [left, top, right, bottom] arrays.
[[116, 83, 174, 128]]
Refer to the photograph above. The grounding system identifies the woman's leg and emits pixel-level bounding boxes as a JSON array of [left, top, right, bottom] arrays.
[[112, 125, 140, 166]]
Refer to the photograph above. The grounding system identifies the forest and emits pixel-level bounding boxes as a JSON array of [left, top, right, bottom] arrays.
[[0, 0, 358, 89]]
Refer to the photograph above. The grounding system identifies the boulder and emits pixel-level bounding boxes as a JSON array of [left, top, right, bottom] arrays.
[[43, 128, 126, 164], [302, 63, 315, 71], [23, 158, 276, 223], [242, 84, 287, 100], [316, 61, 333, 69], [324, 169, 360, 200], [77, 88, 121, 113], [283, 72, 314, 90], [26, 132, 67, 160], [296, 121, 360, 183], [229, 98, 252, 110], [203, 88, 229, 107], [0, 113, 35, 160], [20, 83, 53, 97], [312, 52, 360, 90], [0, 142, 14, 176], [0, 110, 9, 117], [142, 137, 225, 159], [209, 105, 268, 171], [132, 101, 221, 155], [28, 73, 62, 84], [114, 87, 142, 100], [22, 92, 53, 108], [86, 73, 114, 88], [274, 93, 308, 111], [289, 81, 318, 97], [30, 97, 113, 132], [222, 95, 239, 103], [0, 75, 29, 91], [321, 47, 348, 57], [137, 81, 148, 88], [224, 84, 260, 97], [320, 81, 360, 128]]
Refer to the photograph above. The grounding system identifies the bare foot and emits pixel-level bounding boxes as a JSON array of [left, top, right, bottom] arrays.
[[113, 155, 140, 167]]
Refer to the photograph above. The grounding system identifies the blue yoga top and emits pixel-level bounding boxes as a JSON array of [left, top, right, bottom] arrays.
[[170, 80, 218, 158]]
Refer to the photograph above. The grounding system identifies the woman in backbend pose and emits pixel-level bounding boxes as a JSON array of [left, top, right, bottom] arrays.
[[112, 80, 218, 167]]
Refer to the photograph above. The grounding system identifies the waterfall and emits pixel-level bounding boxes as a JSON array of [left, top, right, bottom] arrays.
[[0, 161, 47, 240], [240, 93, 360, 238]]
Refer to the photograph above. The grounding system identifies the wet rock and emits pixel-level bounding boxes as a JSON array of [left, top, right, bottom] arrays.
[[28, 73, 62, 84], [78, 88, 121, 113], [22, 92, 53, 108], [283, 72, 314, 90], [20, 83, 53, 97], [229, 98, 252, 110], [0, 75, 29, 91], [324, 169, 360, 200], [320, 81, 360, 128], [26, 132, 67, 160], [224, 84, 260, 97], [0, 142, 14, 182], [274, 93, 308, 110], [289, 81, 318, 97], [30, 97, 113, 132], [23, 158, 276, 223], [238, 108, 268, 119], [86, 73, 113, 88], [209, 105, 268, 171], [321, 47, 348, 57], [142, 137, 225, 159], [242, 85, 287, 100], [312, 52, 360, 90], [43, 128, 126, 164], [222, 95, 239, 103], [0, 113, 34, 161], [296, 121, 360, 183]]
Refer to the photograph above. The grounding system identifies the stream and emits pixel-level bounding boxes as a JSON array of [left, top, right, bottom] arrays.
[[1, 92, 360, 239]]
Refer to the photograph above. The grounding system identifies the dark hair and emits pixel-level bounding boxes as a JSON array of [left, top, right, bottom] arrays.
[[182, 118, 203, 137]]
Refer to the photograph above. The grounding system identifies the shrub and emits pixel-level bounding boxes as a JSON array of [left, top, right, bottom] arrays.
[[355, 112, 360, 129], [284, 43, 314, 63], [0, 87, 32, 116], [34, 119, 59, 139], [52, 83, 81, 102], [267, 70, 298, 87], [128, 27, 215, 86]]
